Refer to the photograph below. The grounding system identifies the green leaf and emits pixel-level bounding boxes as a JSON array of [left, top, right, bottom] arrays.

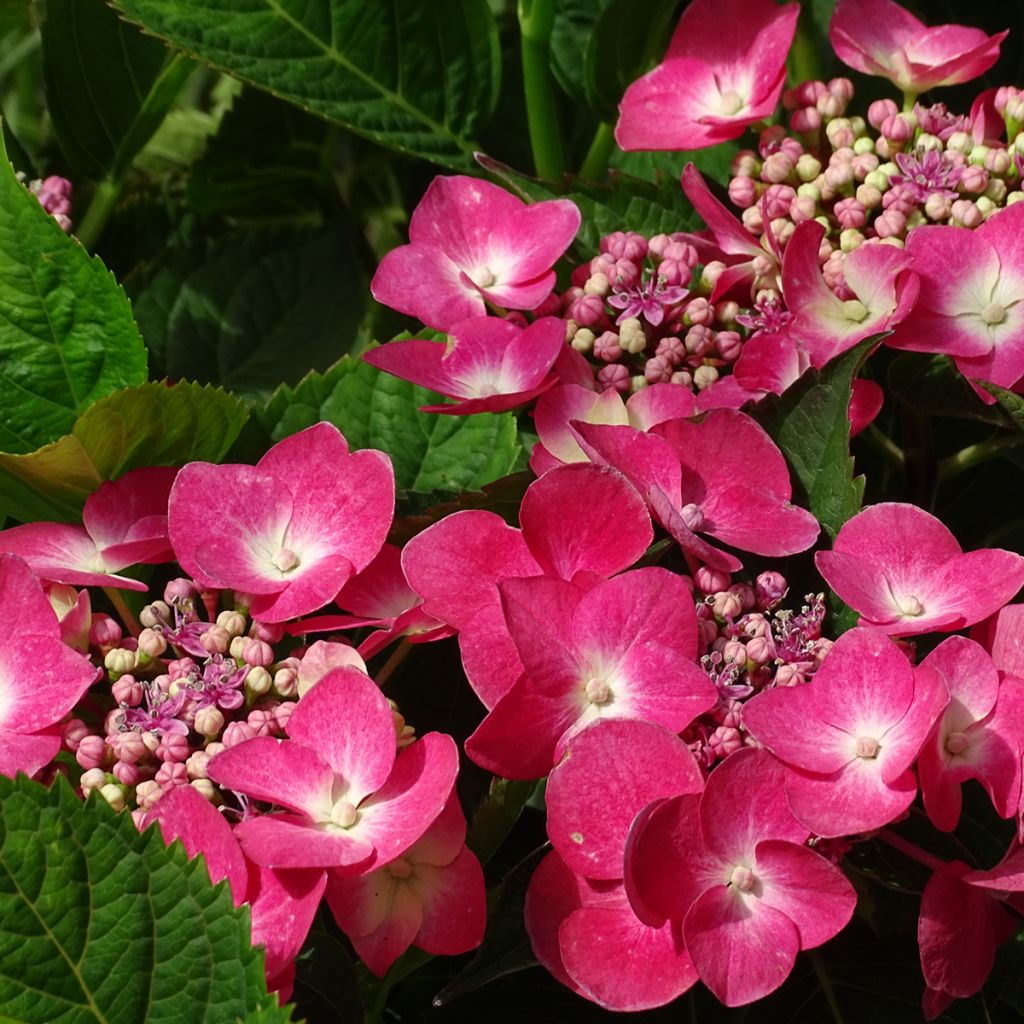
[[0, 130, 148, 455], [549, 0, 612, 103], [109, 0, 501, 172], [610, 140, 740, 187], [479, 156, 700, 256], [41, 0, 192, 181], [258, 355, 522, 496], [754, 338, 879, 634], [0, 380, 248, 523], [187, 87, 328, 218], [889, 353, 1012, 428], [582, 0, 677, 121], [134, 226, 367, 396], [980, 381, 1024, 434], [0, 774, 273, 1022]]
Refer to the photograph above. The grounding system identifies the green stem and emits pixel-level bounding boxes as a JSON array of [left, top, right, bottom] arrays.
[[579, 122, 616, 182], [366, 948, 433, 1023], [862, 423, 905, 472], [518, 0, 565, 182], [937, 435, 1021, 482], [76, 179, 121, 252], [902, 90, 918, 113], [103, 587, 141, 638], [787, 4, 822, 87], [810, 951, 846, 1024]]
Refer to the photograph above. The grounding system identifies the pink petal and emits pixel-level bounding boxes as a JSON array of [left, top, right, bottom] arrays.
[[532, 384, 629, 466], [144, 785, 249, 904], [345, 881, 424, 977], [234, 812, 375, 870], [499, 575, 582, 690], [0, 730, 61, 779], [362, 339, 464, 396], [0, 554, 60, 640], [247, 864, 327, 983], [519, 463, 652, 580], [680, 164, 766, 259], [754, 840, 856, 949], [286, 668, 396, 804], [546, 718, 703, 879], [353, 732, 459, 869], [410, 845, 486, 956], [684, 884, 800, 1007], [2, 633, 96, 734], [83, 466, 177, 560], [973, 603, 1024, 676], [206, 736, 334, 818], [571, 422, 682, 508]]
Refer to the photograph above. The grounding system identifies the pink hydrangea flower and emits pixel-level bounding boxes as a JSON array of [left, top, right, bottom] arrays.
[[169, 422, 394, 623], [402, 462, 653, 708], [742, 627, 949, 837], [0, 554, 98, 777], [324, 797, 485, 976], [526, 850, 698, 1011], [886, 204, 1024, 390], [830, 0, 1006, 97], [575, 410, 819, 572], [206, 668, 458, 871], [917, 636, 1024, 831], [0, 466, 177, 591], [616, 0, 799, 151], [362, 316, 564, 415], [143, 784, 326, 998], [465, 568, 716, 779], [371, 175, 580, 331], [625, 748, 856, 1006], [815, 503, 1024, 635]]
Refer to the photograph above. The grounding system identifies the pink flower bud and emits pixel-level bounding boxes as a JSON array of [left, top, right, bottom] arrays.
[[112, 760, 141, 785], [200, 626, 230, 655], [835, 197, 867, 229], [566, 293, 605, 327], [722, 639, 748, 665], [253, 621, 285, 644], [756, 571, 787, 609], [731, 150, 760, 176], [157, 733, 190, 763], [828, 77, 854, 106], [951, 199, 984, 227], [758, 125, 788, 156], [789, 194, 818, 223], [730, 583, 756, 611], [708, 726, 744, 760], [194, 706, 225, 738], [774, 663, 805, 686], [873, 209, 906, 238], [223, 721, 258, 748], [242, 638, 274, 667], [110, 675, 142, 707], [273, 665, 298, 698], [532, 291, 561, 317], [654, 335, 685, 365], [76, 735, 107, 770], [741, 206, 764, 235], [684, 299, 714, 328], [746, 635, 774, 665], [868, 98, 899, 130], [712, 591, 744, 620], [816, 92, 843, 119], [695, 566, 731, 593], [186, 750, 212, 780], [90, 615, 123, 648], [593, 330, 623, 362], [137, 628, 167, 659], [714, 330, 743, 362], [825, 119, 856, 150], [155, 761, 188, 791], [62, 719, 90, 752], [80, 767, 107, 795], [959, 164, 989, 193], [790, 107, 822, 134], [684, 325, 714, 356], [824, 162, 854, 190], [247, 707, 277, 737], [164, 578, 195, 603], [606, 259, 639, 289], [110, 730, 148, 764], [597, 364, 631, 393], [644, 355, 673, 384], [984, 148, 1012, 175], [924, 193, 953, 220], [135, 779, 164, 810], [881, 114, 914, 143], [728, 175, 759, 209], [761, 151, 794, 185], [273, 701, 296, 731]]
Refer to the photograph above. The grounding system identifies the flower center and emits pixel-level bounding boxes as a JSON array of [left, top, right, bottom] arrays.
[[945, 731, 970, 755], [981, 302, 1007, 325], [841, 299, 868, 322], [895, 594, 923, 617], [471, 266, 496, 289], [272, 547, 300, 572], [584, 677, 612, 705], [729, 865, 756, 891], [854, 736, 880, 759], [387, 857, 414, 880], [330, 800, 359, 829], [719, 89, 745, 115], [681, 503, 705, 531]]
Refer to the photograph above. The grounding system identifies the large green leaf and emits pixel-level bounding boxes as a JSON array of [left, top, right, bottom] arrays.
[[42, 0, 192, 181], [549, 0, 612, 103], [0, 380, 248, 523], [0, 132, 148, 454], [259, 355, 521, 496], [109, 0, 500, 172], [0, 774, 282, 1022], [754, 338, 879, 634], [479, 156, 699, 256], [133, 225, 366, 396], [889, 353, 1012, 428]]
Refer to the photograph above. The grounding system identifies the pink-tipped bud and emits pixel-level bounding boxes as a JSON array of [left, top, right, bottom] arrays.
[[566, 293, 605, 327], [110, 730, 148, 764], [834, 197, 867, 229], [111, 675, 143, 707], [825, 119, 856, 150], [643, 355, 673, 384], [253, 620, 285, 644], [137, 628, 167, 659], [731, 150, 760, 177], [951, 199, 984, 228], [194, 706, 225, 738], [760, 184, 794, 220], [223, 721, 258, 748], [712, 591, 744, 620], [80, 767, 107, 795], [868, 98, 899, 130], [873, 209, 907, 238], [746, 635, 774, 665], [730, 583, 756, 611], [186, 750, 212, 780], [741, 205, 764, 234], [816, 93, 843, 119], [959, 164, 989, 193], [593, 330, 623, 362], [695, 566, 731, 593], [708, 726, 744, 760], [774, 663, 805, 687], [880, 114, 914, 143], [164, 578, 195, 603], [728, 175, 759, 209], [242, 638, 274, 667], [155, 761, 188, 791], [135, 779, 164, 811], [273, 665, 299, 698], [789, 194, 818, 223], [828, 77, 854, 106], [597, 363, 631, 393], [924, 193, 953, 220], [62, 719, 90, 752], [654, 335, 685, 366], [790, 107, 822, 135], [755, 571, 788, 609], [683, 298, 714, 327], [200, 626, 230, 655], [684, 325, 714, 357], [90, 614, 123, 648], [273, 701, 296, 731], [722, 638, 748, 666], [157, 733, 190, 763], [76, 735, 107, 770], [112, 761, 141, 786], [714, 331, 743, 362], [216, 609, 247, 636]]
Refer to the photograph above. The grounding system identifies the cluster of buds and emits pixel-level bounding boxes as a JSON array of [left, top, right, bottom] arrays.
[[683, 567, 832, 769], [19, 173, 73, 232], [727, 77, 1024, 266], [61, 577, 410, 821], [549, 230, 747, 396]]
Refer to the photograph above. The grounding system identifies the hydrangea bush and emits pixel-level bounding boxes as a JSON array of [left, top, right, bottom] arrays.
[[3, 0, 1024, 1020]]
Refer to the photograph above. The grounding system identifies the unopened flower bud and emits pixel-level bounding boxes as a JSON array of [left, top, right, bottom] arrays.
[[191, 778, 217, 802], [924, 193, 952, 220], [223, 721, 258, 748], [712, 591, 743, 620], [200, 626, 230, 655], [241, 639, 273, 667], [716, 301, 739, 326], [584, 272, 610, 298], [722, 639, 747, 666], [80, 767, 107, 795], [746, 635, 774, 665], [976, 195, 997, 219], [157, 733, 190, 763], [62, 719, 90, 752], [139, 602, 170, 628], [273, 665, 299, 698], [695, 567, 731, 593], [186, 750, 212, 780], [618, 317, 647, 354], [959, 164, 989, 193], [825, 118, 856, 150], [216, 610, 247, 636], [790, 107, 822, 135], [571, 327, 596, 353], [194, 706, 225, 738], [99, 783, 126, 812], [740, 205, 764, 234], [90, 615, 123, 648], [137, 628, 167, 659], [732, 150, 760, 177], [253, 621, 285, 644], [246, 666, 273, 696], [693, 365, 719, 390], [112, 761, 141, 786], [774, 663, 805, 686], [597, 363, 631, 393], [728, 176, 759, 208], [985, 178, 1008, 204], [164, 579, 195, 604], [76, 735, 107, 770], [951, 199, 984, 228], [715, 331, 743, 361], [644, 355, 673, 384], [135, 779, 164, 810], [155, 761, 188, 790]]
